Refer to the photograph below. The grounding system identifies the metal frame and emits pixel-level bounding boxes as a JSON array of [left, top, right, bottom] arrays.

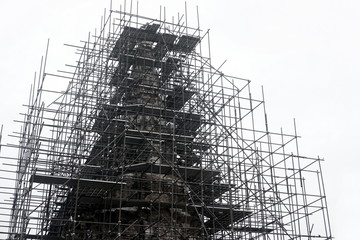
[[0, 2, 332, 240]]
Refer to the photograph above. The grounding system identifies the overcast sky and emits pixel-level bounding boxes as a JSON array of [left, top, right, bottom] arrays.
[[0, 0, 359, 238]]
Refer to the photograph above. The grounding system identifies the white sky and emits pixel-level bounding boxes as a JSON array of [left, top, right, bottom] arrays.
[[1, 0, 359, 238]]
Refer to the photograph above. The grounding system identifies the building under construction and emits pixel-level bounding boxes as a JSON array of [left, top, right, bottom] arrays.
[[0, 3, 332, 240]]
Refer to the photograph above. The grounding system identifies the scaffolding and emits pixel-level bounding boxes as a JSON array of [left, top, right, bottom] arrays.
[[0, 3, 332, 240]]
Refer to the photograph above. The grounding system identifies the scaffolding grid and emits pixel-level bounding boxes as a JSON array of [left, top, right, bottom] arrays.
[[0, 4, 332, 240]]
